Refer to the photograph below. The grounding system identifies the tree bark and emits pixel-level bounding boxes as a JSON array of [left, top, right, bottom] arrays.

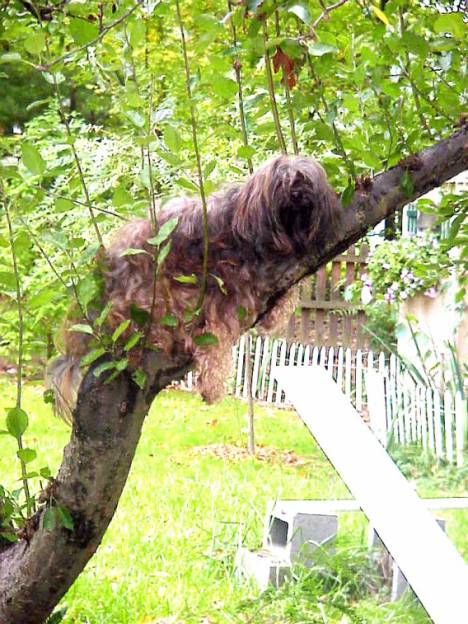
[[0, 125, 467, 624]]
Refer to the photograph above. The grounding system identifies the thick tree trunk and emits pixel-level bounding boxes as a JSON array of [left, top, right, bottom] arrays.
[[0, 126, 466, 624]]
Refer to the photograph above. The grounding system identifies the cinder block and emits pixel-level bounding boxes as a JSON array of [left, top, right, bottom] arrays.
[[263, 501, 338, 565], [236, 547, 291, 591]]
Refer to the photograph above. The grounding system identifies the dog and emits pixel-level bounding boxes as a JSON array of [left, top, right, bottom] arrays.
[[48, 155, 340, 421]]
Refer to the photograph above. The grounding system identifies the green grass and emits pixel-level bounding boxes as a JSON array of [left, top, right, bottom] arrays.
[[0, 381, 466, 623]]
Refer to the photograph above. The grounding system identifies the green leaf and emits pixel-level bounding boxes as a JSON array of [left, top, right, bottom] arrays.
[[174, 274, 197, 284], [69, 18, 99, 45], [130, 304, 150, 327], [21, 144, 46, 176], [43, 508, 57, 531], [194, 332, 219, 347], [56, 506, 74, 531], [24, 31, 46, 55], [93, 360, 116, 378], [164, 126, 182, 153], [341, 184, 355, 208], [174, 177, 199, 193], [400, 170, 414, 198], [160, 314, 178, 327], [288, 4, 311, 24], [211, 76, 238, 99], [203, 161, 216, 178], [128, 20, 146, 47], [132, 369, 147, 390], [125, 110, 146, 128], [147, 217, 179, 247], [17, 448, 37, 464], [124, 332, 143, 351], [0, 271, 17, 290], [81, 347, 106, 367], [237, 145, 255, 159], [113, 185, 133, 207], [6, 407, 28, 439], [211, 274, 227, 294], [371, 5, 390, 27], [238, 305, 247, 323], [119, 247, 151, 257], [155, 148, 182, 166], [308, 43, 337, 57], [434, 13, 465, 39], [40, 466, 52, 479], [112, 320, 131, 343], [54, 198, 74, 213], [95, 301, 113, 328], [0, 52, 22, 64], [69, 324, 94, 336], [157, 240, 172, 267]]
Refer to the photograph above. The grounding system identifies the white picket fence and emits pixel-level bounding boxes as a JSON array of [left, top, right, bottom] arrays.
[[185, 336, 467, 466]]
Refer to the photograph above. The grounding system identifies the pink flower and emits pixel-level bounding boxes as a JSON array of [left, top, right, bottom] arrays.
[[424, 287, 438, 299]]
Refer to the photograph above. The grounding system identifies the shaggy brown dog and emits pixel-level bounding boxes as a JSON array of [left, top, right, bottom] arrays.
[[49, 155, 340, 421]]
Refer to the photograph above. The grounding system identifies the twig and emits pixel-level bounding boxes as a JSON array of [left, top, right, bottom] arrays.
[[308, 0, 349, 39], [38, 1, 144, 71], [275, 10, 299, 155], [175, 0, 210, 309], [262, 17, 288, 154], [49, 192, 129, 220], [307, 57, 356, 178], [1, 185, 34, 516], [227, 0, 253, 173]]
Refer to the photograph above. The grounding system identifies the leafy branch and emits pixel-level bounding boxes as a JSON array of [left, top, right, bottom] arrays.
[[175, 0, 210, 310], [0, 186, 34, 518], [37, 1, 144, 71]]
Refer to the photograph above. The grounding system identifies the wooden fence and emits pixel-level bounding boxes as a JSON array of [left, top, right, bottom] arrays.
[[185, 336, 467, 466], [286, 244, 369, 348]]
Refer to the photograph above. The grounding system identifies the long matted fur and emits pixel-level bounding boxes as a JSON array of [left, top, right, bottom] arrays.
[[49, 155, 340, 420]]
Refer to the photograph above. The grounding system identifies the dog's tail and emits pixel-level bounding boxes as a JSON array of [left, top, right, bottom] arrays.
[[46, 354, 82, 424]]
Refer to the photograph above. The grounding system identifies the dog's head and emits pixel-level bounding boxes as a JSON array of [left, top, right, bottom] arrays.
[[232, 155, 340, 256]]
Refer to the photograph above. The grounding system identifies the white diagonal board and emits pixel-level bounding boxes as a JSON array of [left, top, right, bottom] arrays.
[[274, 366, 467, 624]]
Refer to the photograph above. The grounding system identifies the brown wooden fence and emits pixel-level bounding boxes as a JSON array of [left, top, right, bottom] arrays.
[[286, 244, 370, 348]]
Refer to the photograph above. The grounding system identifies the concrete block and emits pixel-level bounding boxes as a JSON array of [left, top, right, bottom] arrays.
[[263, 501, 338, 565], [236, 547, 290, 591]]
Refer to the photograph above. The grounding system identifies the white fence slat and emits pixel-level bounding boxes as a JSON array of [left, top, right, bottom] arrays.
[[345, 348, 352, 398], [444, 390, 454, 464], [366, 370, 388, 446], [319, 346, 327, 368], [454, 392, 465, 467], [297, 344, 304, 367], [275, 341, 288, 405], [410, 381, 417, 442], [355, 349, 363, 413], [403, 373, 412, 443], [266, 340, 279, 403], [304, 345, 311, 366], [327, 346, 334, 376], [235, 336, 245, 397], [426, 388, 435, 453], [433, 390, 443, 459], [337, 347, 345, 396], [419, 386, 428, 451], [251, 337, 262, 399], [311, 346, 319, 368], [259, 337, 270, 401]]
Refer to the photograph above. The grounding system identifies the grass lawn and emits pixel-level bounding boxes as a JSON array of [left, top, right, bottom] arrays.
[[0, 381, 466, 624]]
